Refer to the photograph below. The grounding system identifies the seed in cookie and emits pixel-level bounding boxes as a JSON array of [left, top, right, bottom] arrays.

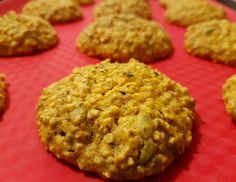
[[37, 59, 195, 180], [76, 14, 172, 63], [165, 1, 226, 27], [94, 0, 152, 19], [0, 74, 6, 113], [223, 75, 236, 121], [0, 11, 58, 56], [22, 0, 83, 24], [184, 19, 236, 66]]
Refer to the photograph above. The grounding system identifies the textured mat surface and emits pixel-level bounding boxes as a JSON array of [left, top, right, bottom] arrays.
[[0, 0, 236, 181]]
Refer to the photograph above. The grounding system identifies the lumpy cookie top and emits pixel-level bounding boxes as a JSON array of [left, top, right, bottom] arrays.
[[94, 0, 152, 19], [165, 1, 226, 26], [23, 0, 83, 24], [223, 75, 236, 121], [0, 11, 58, 56], [37, 59, 195, 180], [0, 74, 6, 113], [77, 14, 172, 63], [185, 19, 236, 66]]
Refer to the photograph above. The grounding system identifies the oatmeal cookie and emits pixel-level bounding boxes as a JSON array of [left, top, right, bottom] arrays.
[[0, 74, 6, 113], [94, 0, 151, 19], [223, 75, 236, 121], [76, 14, 172, 63], [0, 11, 58, 56], [185, 19, 236, 66], [37, 59, 195, 180], [22, 0, 83, 24], [165, 1, 226, 26]]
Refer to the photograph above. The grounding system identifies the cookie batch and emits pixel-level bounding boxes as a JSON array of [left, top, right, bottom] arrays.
[[0, 0, 236, 181]]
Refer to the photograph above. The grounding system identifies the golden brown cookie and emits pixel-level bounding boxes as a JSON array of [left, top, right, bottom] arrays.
[[184, 19, 236, 66], [165, 1, 226, 26], [22, 0, 83, 24], [0, 74, 6, 113], [0, 11, 58, 57], [76, 14, 172, 63], [94, 0, 152, 19], [73, 0, 94, 5], [37, 59, 195, 180], [223, 75, 236, 121]]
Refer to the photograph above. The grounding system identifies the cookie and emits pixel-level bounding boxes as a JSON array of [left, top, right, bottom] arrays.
[[0, 11, 58, 57], [165, 1, 226, 26], [0, 74, 6, 113], [223, 75, 236, 121], [37, 59, 195, 180], [184, 19, 236, 66], [94, 0, 152, 19], [22, 0, 83, 24], [73, 0, 94, 5], [76, 14, 172, 63]]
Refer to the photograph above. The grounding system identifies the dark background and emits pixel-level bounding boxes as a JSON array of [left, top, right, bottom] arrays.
[[219, 0, 236, 9]]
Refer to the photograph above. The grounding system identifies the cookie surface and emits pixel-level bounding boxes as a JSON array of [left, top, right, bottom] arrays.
[[77, 14, 172, 63], [159, 0, 203, 8], [185, 19, 236, 66], [23, 0, 83, 24], [37, 59, 195, 180], [0, 74, 6, 113], [165, 1, 226, 26], [159, 0, 175, 8], [223, 75, 236, 121], [94, 0, 152, 19], [0, 11, 58, 56]]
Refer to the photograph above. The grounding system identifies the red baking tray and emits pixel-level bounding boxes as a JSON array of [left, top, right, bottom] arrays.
[[0, 0, 236, 181]]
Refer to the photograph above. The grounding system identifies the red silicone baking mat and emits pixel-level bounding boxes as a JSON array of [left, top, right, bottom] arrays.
[[0, 0, 236, 181]]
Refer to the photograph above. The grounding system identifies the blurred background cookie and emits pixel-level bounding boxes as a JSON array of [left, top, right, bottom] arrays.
[[94, 0, 152, 19], [77, 14, 172, 63], [0, 74, 6, 113], [184, 19, 236, 66], [165, 1, 226, 26], [37, 59, 195, 180], [223, 75, 236, 121], [0, 11, 58, 56], [22, 0, 83, 24]]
